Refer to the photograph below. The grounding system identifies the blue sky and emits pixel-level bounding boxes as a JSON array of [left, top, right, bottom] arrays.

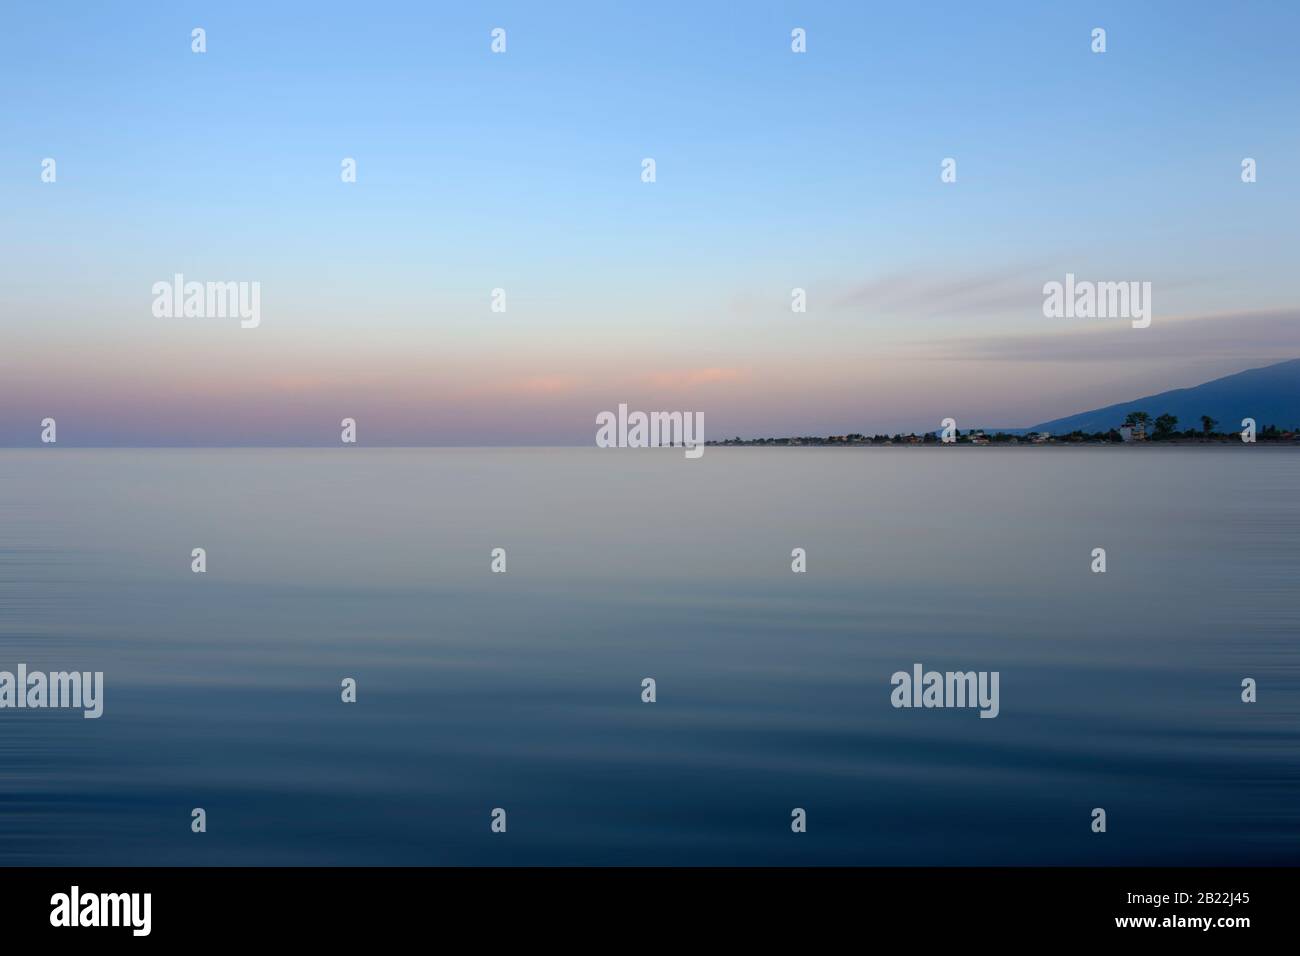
[[2, 1, 1297, 443]]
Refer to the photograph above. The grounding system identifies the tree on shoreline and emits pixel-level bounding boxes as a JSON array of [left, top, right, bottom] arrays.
[[1124, 411, 1151, 429]]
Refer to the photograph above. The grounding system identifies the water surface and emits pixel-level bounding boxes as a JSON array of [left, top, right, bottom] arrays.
[[0, 447, 1296, 865]]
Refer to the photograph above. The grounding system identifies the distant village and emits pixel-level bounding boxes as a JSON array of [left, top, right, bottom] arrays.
[[707, 413, 1300, 446]]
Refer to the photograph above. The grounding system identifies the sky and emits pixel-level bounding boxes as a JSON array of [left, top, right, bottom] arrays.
[[2, 0, 1297, 445]]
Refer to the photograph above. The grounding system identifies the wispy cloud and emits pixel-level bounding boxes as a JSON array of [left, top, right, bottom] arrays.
[[831, 267, 1044, 318], [926, 309, 1300, 362], [503, 375, 582, 395], [644, 367, 746, 388]]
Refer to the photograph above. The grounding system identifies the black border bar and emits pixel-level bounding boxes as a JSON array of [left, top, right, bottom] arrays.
[[0, 866, 1286, 942]]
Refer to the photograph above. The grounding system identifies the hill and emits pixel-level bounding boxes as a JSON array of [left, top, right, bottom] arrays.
[[1028, 358, 1300, 434]]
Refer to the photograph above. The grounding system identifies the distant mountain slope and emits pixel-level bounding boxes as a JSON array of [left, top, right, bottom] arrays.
[[1029, 358, 1300, 434]]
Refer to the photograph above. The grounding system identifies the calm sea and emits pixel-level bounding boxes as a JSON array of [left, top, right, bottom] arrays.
[[0, 447, 1296, 865]]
